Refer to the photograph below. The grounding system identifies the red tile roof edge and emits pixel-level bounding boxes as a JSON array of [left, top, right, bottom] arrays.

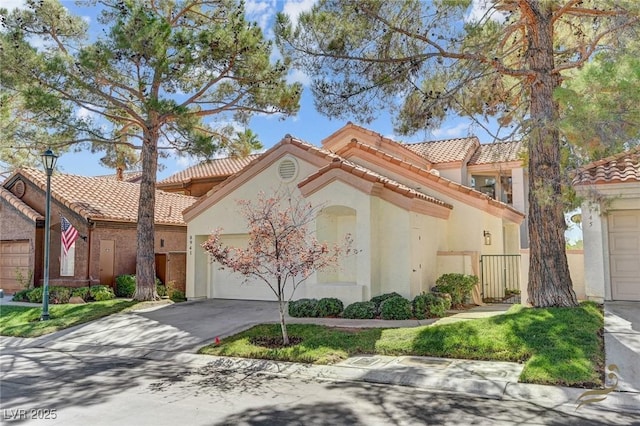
[[299, 159, 454, 209], [0, 186, 44, 222], [333, 138, 524, 218]]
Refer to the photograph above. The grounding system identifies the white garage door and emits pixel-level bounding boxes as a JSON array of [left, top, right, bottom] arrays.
[[210, 234, 277, 301], [608, 210, 640, 301], [0, 240, 31, 294]]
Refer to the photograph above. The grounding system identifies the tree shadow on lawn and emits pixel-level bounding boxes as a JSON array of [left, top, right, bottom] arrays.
[[408, 303, 604, 387]]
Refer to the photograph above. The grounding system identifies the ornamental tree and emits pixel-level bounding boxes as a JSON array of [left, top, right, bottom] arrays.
[[202, 190, 355, 345], [1, 0, 301, 300], [276, 0, 639, 307]]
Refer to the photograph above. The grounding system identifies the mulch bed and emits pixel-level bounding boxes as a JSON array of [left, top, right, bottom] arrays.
[[249, 336, 303, 348]]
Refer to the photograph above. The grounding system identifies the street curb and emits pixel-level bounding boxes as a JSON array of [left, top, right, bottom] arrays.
[[31, 341, 640, 416]]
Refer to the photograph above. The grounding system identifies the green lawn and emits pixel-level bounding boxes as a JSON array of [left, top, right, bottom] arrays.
[[199, 302, 604, 387], [0, 300, 137, 337]]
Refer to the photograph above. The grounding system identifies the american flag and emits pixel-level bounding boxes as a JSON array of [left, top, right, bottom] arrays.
[[61, 216, 79, 255]]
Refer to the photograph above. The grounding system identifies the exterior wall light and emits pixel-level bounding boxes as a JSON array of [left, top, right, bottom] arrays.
[[483, 230, 492, 246]]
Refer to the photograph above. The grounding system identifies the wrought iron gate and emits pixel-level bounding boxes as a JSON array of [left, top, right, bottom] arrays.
[[480, 255, 521, 303]]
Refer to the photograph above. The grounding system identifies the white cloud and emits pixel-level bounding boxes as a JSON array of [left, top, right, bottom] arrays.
[[244, 0, 277, 33], [287, 69, 311, 86], [175, 155, 199, 168], [1, 0, 27, 11], [465, 0, 505, 23], [281, 0, 315, 27], [431, 122, 470, 139], [75, 107, 94, 121]]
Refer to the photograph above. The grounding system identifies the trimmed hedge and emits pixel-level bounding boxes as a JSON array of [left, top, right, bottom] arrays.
[[412, 292, 451, 319], [288, 298, 319, 318], [342, 301, 376, 319], [370, 292, 402, 313], [434, 273, 478, 305], [379, 296, 412, 320], [316, 298, 344, 317], [10, 285, 114, 304]]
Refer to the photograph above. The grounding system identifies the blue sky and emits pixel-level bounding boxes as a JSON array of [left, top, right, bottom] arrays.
[[4, 0, 497, 180]]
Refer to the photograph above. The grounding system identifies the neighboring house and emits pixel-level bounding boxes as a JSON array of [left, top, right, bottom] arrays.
[[574, 148, 640, 302], [157, 155, 260, 197], [183, 123, 525, 305], [0, 168, 196, 294]]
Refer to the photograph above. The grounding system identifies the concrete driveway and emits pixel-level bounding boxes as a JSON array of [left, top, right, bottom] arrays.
[[30, 299, 282, 356], [605, 301, 640, 392]]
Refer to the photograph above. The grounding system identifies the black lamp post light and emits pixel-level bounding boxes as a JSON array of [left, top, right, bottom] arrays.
[[41, 148, 58, 321]]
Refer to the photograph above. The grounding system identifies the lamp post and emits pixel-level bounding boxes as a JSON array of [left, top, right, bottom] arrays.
[[41, 148, 58, 321]]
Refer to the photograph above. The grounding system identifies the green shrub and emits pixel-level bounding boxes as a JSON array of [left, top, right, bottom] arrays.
[[434, 273, 479, 305], [49, 286, 72, 304], [72, 287, 90, 299], [412, 293, 451, 319], [379, 296, 413, 320], [170, 290, 186, 302], [156, 284, 167, 298], [27, 287, 43, 303], [288, 298, 319, 317], [370, 292, 402, 313], [316, 298, 344, 317], [115, 275, 136, 297], [92, 286, 115, 301], [342, 301, 376, 319], [12, 289, 30, 302]]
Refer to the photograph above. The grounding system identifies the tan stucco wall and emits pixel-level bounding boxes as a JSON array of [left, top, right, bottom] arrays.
[[186, 154, 324, 301]]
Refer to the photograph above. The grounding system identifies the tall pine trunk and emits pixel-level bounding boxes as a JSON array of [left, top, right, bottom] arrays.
[[134, 127, 159, 301], [525, 2, 577, 307]]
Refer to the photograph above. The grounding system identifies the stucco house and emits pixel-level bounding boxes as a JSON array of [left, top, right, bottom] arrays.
[[574, 148, 640, 302], [0, 168, 196, 294], [183, 123, 525, 304]]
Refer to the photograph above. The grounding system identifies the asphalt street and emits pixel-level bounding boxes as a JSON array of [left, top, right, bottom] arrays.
[[1, 347, 639, 426]]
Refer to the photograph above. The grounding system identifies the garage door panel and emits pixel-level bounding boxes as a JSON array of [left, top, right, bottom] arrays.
[[609, 211, 640, 232], [211, 264, 276, 300], [210, 234, 287, 301], [609, 234, 640, 254], [0, 240, 31, 293], [610, 255, 640, 277], [608, 210, 640, 301], [612, 278, 640, 301]]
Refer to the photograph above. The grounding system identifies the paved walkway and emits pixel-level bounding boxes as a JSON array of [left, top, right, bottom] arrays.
[[1, 297, 638, 416], [605, 301, 640, 392]]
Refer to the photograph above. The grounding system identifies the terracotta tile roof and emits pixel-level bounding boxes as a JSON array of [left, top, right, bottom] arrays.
[[468, 141, 524, 165], [323, 122, 433, 168], [330, 138, 524, 219], [573, 148, 640, 185], [183, 135, 352, 218], [0, 186, 44, 222], [158, 154, 261, 185], [95, 171, 144, 183], [14, 168, 197, 225], [405, 137, 480, 163], [300, 159, 454, 209]]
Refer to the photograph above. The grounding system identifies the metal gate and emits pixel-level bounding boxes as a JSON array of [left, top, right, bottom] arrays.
[[480, 255, 521, 303]]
